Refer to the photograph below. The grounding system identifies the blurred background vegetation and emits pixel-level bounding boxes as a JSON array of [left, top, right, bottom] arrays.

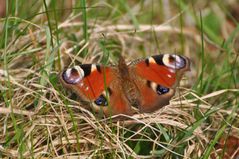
[[0, 0, 238, 158]]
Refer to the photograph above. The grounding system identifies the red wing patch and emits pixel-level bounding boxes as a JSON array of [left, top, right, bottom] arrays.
[[135, 61, 176, 88], [76, 67, 114, 100]]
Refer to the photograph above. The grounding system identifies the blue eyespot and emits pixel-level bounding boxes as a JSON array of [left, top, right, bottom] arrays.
[[156, 85, 169, 95], [94, 95, 108, 106]]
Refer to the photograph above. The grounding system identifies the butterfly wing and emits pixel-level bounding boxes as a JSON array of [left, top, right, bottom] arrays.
[[60, 64, 113, 100], [138, 82, 175, 112], [60, 64, 132, 115], [133, 54, 190, 112]]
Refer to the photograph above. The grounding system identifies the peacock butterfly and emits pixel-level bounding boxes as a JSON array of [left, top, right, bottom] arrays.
[[60, 54, 190, 116]]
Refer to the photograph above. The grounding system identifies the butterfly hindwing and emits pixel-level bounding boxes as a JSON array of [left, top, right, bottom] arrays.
[[138, 80, 175, 112]]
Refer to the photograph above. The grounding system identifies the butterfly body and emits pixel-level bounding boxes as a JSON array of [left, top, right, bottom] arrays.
[[60, 54, 190, 116]]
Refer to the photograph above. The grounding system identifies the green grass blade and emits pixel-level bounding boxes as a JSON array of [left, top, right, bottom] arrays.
[[80, 0, 88, 57], [201, 103, 238, 159], [199, 11, 205, 93]]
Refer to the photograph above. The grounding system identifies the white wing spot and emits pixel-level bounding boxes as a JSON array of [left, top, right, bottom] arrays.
[[150, 81, 157, 92], [148, 57, 156, 64], [167, 74, 172, 78], [169, 68, 175, 73], [91, 64, 97, 72]]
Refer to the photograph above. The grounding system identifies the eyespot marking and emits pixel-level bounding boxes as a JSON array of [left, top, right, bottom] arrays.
[[162, 54, 186, 69], [156, 85, 170, 95], [147, 81, 170, 95], [62, 66, 84, 84], [94, 94, 108, 106]]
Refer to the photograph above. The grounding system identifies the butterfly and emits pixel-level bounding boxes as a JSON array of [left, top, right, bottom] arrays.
[[60, 54, 190, 116]]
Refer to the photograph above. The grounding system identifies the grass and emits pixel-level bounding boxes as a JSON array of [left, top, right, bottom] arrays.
[[0, 0, 239, 158]]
